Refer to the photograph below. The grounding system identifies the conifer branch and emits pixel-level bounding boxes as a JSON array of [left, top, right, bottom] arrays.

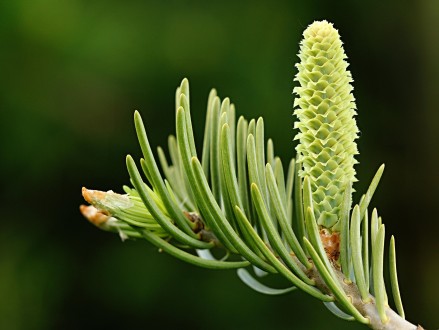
[[80, 20, 425, 329]]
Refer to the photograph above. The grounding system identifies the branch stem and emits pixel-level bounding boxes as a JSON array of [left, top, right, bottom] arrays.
[[307, 265, 421, 330]]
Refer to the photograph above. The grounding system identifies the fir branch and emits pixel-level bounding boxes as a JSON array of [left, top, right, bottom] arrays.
[[80, 20, 425, 330]]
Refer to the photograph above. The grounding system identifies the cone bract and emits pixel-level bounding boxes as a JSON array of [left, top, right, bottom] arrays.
[[293, 20, 359, 229]]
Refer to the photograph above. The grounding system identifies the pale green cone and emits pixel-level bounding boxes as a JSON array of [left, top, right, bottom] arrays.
[[293, 20, 359, 229]]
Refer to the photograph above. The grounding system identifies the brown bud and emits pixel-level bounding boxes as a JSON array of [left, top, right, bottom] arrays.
[[80, 204, 110, 227], [82, 187, 107, 205], [319, 229, 340, 262]]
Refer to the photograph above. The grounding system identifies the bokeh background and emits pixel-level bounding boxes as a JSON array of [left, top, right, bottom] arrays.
[[1, 1, 438, 329]]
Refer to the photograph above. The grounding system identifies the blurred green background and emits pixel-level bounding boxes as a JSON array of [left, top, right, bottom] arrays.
[[1, 0, 438, 329]]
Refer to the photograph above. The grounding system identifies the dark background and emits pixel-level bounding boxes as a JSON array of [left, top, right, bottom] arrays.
[[0, 1, 438, 329]]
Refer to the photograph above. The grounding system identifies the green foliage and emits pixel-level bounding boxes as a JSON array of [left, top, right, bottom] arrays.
[[81, 21, 417, 330]]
